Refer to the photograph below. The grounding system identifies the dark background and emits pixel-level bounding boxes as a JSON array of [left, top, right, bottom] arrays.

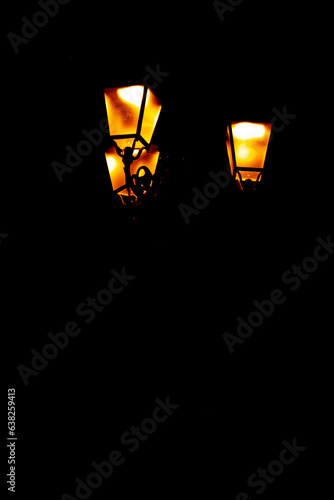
[[2, 1, 331, 499]]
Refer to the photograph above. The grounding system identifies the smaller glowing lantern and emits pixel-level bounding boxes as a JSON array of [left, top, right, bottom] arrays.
[[226, 122, 272, 190]]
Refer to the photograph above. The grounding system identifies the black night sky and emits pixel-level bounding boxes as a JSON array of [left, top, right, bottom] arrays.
[[2, 1, 331, 499]]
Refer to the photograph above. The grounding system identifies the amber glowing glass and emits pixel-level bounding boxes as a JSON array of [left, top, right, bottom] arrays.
[[105, 144, 160, 194], [227, 122, 272, 188], [104, 85, 162, 150]]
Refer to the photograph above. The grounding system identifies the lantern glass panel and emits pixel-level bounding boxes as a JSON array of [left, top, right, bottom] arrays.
[[105, 144, 160, 193], [104, 86, 143, 149], [141, 89, 162, 146], [226, 125, 234, 178], [232, 122, 271, 171], [104, 86, 161, 150]]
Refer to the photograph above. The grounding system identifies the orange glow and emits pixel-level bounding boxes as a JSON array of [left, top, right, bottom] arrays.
[[236, 170, 262, 183], [227, 122, 272, 187], [226, 125, 234, 178], [104, 86, 162, 150], [141, 89, 162, 145], [117, 188, 138, 206], [232, 122, 271, 170], [105, 154, 124, 191], [105, 145, 160, 193]]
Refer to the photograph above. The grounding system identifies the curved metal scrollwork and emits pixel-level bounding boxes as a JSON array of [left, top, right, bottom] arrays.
[[132, 166, 154, 198]]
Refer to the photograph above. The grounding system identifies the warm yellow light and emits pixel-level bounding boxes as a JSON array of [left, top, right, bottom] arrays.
[[231, 122, 271, 171], [141, 89, 162, 145], [236, 144, 250, 159], [105, 145, 160, 193], [232, 122, 266, 140], [105, 152, 125, 191], [117, 86, 144, 109], [106, 156, 118, 174], [104, 86, 162, 150]]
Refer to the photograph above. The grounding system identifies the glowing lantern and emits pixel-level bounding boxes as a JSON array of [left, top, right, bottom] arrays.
[[104, 85, 162, 150], [105, 144, 160, 204], [226, 122, 272, 190]]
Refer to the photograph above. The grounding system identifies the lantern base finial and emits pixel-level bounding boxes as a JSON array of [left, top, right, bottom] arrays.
[[242, 179, 256, 191]]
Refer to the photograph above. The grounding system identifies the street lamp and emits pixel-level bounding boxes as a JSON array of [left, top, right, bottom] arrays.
[[104, 85, 162, 204], [226, 122, 272, 191]]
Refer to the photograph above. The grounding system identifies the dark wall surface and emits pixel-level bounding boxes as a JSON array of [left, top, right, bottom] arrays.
[[2, 1, 331, 499]]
